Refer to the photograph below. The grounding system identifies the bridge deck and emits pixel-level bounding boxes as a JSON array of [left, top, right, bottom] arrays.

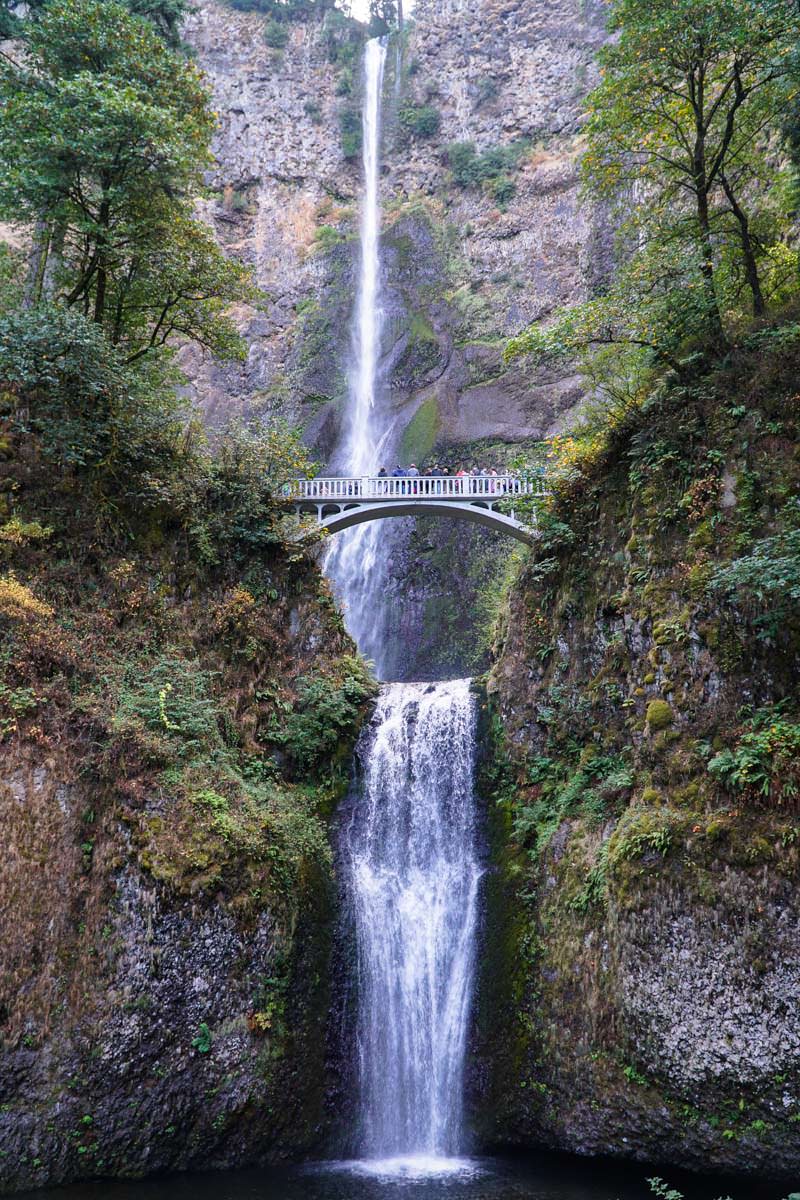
[[287, 474, 547, 502]]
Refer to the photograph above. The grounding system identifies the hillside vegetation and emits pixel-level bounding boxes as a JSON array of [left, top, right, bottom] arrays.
[[475, 0, 800, 1181]]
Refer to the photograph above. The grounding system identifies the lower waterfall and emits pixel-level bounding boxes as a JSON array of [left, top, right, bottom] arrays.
[[342, 679, 483, 1169]]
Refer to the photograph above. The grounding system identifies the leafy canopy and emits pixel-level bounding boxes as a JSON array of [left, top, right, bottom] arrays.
[[0, 0, 253, 362], [508, 0, 800, 386]]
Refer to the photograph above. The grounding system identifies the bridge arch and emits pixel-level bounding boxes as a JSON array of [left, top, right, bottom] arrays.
[[314, 499, 536, 545]]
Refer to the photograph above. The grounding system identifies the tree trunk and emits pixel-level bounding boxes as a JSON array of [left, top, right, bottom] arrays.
[[93, 194, 110, 325], [41, 221, 65, 300], [690, 64, 726, 347], [719, 172, 765, 316], [22, 216, 49, 309]]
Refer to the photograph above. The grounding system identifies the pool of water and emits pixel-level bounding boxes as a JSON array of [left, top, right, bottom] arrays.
[[18, 1152, 788, 1200]]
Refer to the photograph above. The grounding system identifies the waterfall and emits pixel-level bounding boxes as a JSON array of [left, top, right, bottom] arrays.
[[327, 39, 483, 1178], [324, 38, 395, 676], [342, 680, 483, 1171], [342, 36, 385, 478]]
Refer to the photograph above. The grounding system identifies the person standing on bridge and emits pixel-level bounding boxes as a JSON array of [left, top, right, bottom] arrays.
[[408, 463, 419, 495], [392, 464, 405, 495], [377, 466, 387, 495]]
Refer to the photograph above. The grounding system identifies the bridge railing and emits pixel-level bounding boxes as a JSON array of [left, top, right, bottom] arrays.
[[286, 474, 549, 501]]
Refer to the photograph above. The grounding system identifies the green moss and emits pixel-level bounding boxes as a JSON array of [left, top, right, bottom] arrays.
[[646, 699, 673, 731], [400, 396, 440, 464]]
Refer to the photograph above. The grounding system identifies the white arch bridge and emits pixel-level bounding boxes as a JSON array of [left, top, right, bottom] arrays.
[[286, 475, 548, 544]]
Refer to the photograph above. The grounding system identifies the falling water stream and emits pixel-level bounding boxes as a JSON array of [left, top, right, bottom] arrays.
[[343, 681, 482, 1172], [322, 40, 483, 1176], [324, 38, 394, 675]]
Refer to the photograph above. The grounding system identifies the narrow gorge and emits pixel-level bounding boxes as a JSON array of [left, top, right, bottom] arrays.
[[1, 1, 799, 1199]]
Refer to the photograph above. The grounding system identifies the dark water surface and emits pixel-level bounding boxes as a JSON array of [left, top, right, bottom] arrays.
[[19, 1153, 789, 1200]]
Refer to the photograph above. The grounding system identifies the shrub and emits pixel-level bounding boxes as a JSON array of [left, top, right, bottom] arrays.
[[113, 659, 224, 761], [335, 67, 353, 96], [0, 573, 53, 620], [263, 16, 288, 46], [486, 173, 516, 206], [446, 139, 526, 191], [0, 305, 184, 484], [0, 517, 52, 546], [399, 103, 441, 139], [267, 656, 374, 778], [339, 106, 362, 160], [707, 703, 800, 805], [191, 1022, 212, 1053]]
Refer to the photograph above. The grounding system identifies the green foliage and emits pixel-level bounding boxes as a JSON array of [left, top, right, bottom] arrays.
[[268, 656, 375, 780], [710, 503, 800, 638], [399, 103, 441, 139], [114, 659, 224, 761], [182, 420, 318, 573], [191, 1022, 212, 1053], [311, 224, 346, 251], [334, 67, 353, 97], [0, 0, 252, 362], [707, 703, 800, 804], [0, 305, 184, 480], [512, 751, 633, 856], [508, 0, 800, 391], [645, 700, 673, 731], [610, 810, 673, 863], [648, 1181, 733, 1200], [0, 243, 24, 314], [263, 16, 289, 46], [446, 140, 525, 192], [367, 0, 397, 36], [125, 0, 190, 45], [339, 106, 362, 160], [321, 8, 363, 69]]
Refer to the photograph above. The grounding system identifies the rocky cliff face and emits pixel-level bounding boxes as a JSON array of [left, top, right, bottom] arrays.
[[472, 340, 800, 1182], [182, 0, 608, 453], [0, 417, 374, 1192], [0, 574, 368, 1194]]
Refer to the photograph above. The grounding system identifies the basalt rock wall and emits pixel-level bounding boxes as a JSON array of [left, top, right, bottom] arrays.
[[182, 0, 608, 455]]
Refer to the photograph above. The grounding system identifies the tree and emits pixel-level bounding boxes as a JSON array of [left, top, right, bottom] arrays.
[[508, 0, 800, 388], [0, 0, 251, 362], [584, 0, 800, 328], [368, 0, 396, 35], [0, 0, 190, 44], [0, 304, 184, 480]]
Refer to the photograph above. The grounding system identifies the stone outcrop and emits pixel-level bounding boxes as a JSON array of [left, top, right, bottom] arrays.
[[181, 0, 609, 454], [472, 340, 800, 1182]]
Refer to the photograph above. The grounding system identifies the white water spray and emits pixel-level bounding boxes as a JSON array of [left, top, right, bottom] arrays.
[[324, 39, 394, 674], [343, 680, 482, 1168]]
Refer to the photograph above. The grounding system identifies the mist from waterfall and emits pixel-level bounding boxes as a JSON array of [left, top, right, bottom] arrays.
[[324, 38, 395, 677], [343, 680, 482, 1171]]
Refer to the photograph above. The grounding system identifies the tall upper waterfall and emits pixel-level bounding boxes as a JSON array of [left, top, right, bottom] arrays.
[[324, 38, 394, 676], [342, 36, 385, 478], [342, 680, 482, 1168]]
